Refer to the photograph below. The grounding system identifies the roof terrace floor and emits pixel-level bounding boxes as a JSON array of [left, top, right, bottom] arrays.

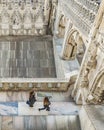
[[0, 35, 56, 78]]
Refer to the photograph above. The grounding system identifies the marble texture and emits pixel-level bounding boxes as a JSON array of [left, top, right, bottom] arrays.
[[19, 101, 80, 116], [0, 102, 18, 115], [0, 115, 81, 130], [79, 105, 104, 130], [0, 101, 80, 116], [0, 90, 73, 102], [1, 116, 13, 130], [0, 89, 81, 129]]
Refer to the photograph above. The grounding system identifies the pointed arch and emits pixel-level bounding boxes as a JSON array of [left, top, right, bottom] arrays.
[[24, 10, 32, 29], [91, 67, 104, 93], [11, 10, 22, 29], [63, 29, 85, 61], [1, 10, 10, 29], [58, 14, 68, 37]]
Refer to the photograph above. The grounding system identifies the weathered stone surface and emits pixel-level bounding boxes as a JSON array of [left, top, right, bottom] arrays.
[[0, 36, 56, 78]]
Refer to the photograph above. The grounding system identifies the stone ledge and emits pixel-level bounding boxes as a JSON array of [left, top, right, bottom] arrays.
[[0, 78, 69, 91]]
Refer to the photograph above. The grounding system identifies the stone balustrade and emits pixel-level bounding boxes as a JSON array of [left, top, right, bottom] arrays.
[[77, 0, 99, 13], [0, 78, 69, 91], [60, 0, 100, 37]]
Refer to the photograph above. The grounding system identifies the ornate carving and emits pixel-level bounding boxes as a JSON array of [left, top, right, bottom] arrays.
[[1, 9, 10, 29], [80, 69, 89, 88], [86, 44, 98, 70], [0, 0, 56, 35], [24, 10, 32, 29], [86, 94, 97, 104], [12, 10, 22, 30]]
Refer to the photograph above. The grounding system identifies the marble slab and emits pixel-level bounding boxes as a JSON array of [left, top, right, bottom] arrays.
[[0, 101, 80, 116], [0, 102, 18, 115], [18, 102, 80, 116], [0, 115, 81, 130]]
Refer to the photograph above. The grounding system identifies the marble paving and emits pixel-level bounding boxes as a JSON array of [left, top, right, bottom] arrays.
[[0, 102, 18, 115], [0, 35, 56, 78], [0, 101, 80, 116], [0, 90, 73, 102]]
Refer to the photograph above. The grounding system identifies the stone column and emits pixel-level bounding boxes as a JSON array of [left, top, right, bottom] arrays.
[[61, 20, 73, 59], [72, 0, 104, 104], [54, 4, 61, 36]]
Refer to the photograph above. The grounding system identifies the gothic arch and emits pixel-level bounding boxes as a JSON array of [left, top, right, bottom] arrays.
[[23, 10, 32, 29], [1, 10, 10, 29], [63, 29, 85, 61], [91, 67, 104, 93], [65, 29, 77, 46], [58, 14, 68, 37], [11, 10, 22, 29]]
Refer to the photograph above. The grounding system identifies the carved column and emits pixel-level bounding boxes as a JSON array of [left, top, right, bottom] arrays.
[[72, 0, 104, 104], [61, 20, 73, 59], [54, 4, 61, 35]]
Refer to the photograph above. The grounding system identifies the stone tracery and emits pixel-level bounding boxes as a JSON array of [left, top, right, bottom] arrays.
[[0, 0, 57, 35]]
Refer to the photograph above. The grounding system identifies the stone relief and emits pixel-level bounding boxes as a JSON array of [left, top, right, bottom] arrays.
[[24, 10, 32, 29], [0, 0, 57, 35], [12, 10, 21, 29], [86, 73, 104, 104], [1, 9, 10, 29]]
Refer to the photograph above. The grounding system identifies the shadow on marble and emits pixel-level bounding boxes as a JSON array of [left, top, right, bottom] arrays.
[[18, 102, 48, 115], [0, 102, 18, 115]]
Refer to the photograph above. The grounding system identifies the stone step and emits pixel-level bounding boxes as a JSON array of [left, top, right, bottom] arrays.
[[0, 115, 81, 130]]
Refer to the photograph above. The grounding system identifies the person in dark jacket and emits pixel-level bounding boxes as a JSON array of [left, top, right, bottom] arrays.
[[26, 91, 37, 107], [38, 96, 51, 111]]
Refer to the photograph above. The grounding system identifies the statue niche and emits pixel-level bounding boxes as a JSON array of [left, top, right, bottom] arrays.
[[58, 15, 67, 37], [12, 11, 21, 30], [64, 36, 77, 60], [1, 10, 10, 29], [24, 10, 32, 29]]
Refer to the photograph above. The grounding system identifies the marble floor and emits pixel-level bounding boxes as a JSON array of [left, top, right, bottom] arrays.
[[0, 35, 56, 78], [0, 90, 73, 102], [0, 101, 80, 116], [0, 102, 18, 116]]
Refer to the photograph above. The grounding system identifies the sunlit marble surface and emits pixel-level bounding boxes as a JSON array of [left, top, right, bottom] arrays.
[[0, 91, 73, 102], [0, 101, 80, 115]]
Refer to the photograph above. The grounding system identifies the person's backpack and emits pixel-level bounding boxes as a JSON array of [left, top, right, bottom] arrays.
[[29, 95, 36, 104]]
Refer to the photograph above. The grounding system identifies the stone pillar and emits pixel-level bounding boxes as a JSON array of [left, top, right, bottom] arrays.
[[72, 0, 104, 104], [54, 4, 61, 36], [61, 20, 73, 59]]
